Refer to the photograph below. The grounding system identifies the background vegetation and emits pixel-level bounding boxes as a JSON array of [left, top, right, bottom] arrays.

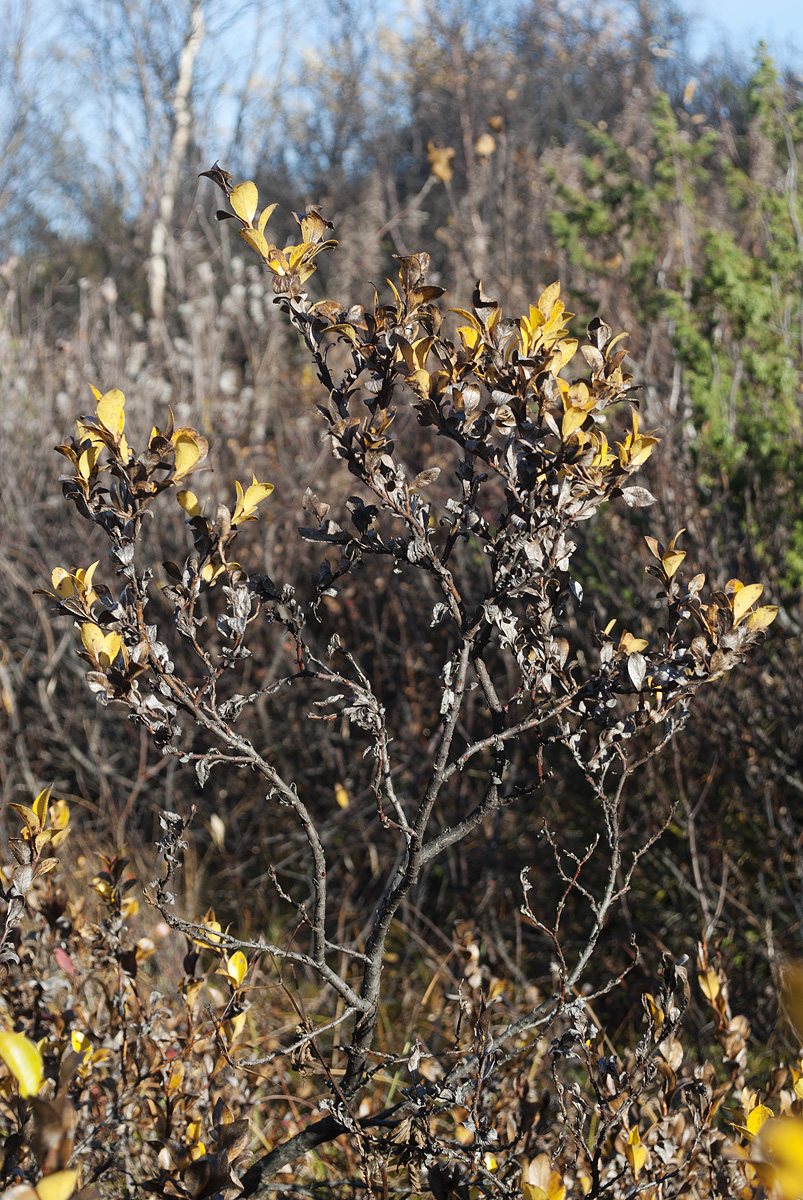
[[1, 0, 803, 1195]]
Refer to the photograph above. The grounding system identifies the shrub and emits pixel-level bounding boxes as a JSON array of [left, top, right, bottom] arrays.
[[2, 167, 797, 1200]]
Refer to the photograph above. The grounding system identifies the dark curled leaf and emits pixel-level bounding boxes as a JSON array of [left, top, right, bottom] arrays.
[[431, 603, 449, 626], [218, 694, 249, 721], [569, 579, 584, 605], [588, 316, 611, 349], [298, 526, 349, 543]]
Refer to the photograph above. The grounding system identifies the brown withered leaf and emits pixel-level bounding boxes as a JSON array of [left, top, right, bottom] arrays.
[[182, 1148, 241, 1199], [217, 1117, 250, 1162], [29, 1094, 75, 1172], [410, 467, 441, 491], [294, 206, 334, 244], [394, 253, 430, 290]]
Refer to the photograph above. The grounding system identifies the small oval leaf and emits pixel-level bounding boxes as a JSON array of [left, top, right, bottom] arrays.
[[230, 180, 259, 225], [0, 1030, 44, 1096]]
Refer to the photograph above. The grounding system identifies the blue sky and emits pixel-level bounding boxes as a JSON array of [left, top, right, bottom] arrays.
[[684, 0, 802, 62]]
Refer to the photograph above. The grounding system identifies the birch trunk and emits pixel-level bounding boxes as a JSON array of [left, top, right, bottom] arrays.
[[147, 2, 205, 323]]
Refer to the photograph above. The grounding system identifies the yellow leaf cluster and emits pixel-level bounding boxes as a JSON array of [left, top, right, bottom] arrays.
[[616, 410, 659, 470], [80, 622, 125, 670], [10, 787, 70, 850], [521, 1154, 565, 1200], [192, 908, 224, 948], [518, 284, 576, 363], [225, 180, 336, 284], [49, 561, 99, 606], [218, 950, 248, 989], [625, 1128, 648, 1178], [427, 142, 455, 182], [619, 630, 649, 655], [231, 477, 274, 526], [70, 1030, 111, 1076], [725, 580, 777, 630]]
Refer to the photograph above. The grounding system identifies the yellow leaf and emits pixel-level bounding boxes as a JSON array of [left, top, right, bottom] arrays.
[[35, 1170, 80, 1200], [9, 802, 42, 833], [77, 443, 102, 481], [474, 133, 496, 157], [172, 430, 207, 481], [625, 1128, 647, 1178], [80, 623, 123, 669], [71, 1031, 91, 1063], [95, 388, 126, 440], [747, 1104, 774, 1136], [230, 180, 259, 226], [734, 1102, 775, 1141], [200, 560, 225, 585], [698, 969, 720, 1001], [629, 437, 659, 468], [169, 1060, 185, 1093], [32, 787, 51, 828], [746, 605, 778, 632], [51, 568, 75, 598], [662, 550, 686, 579], [258, 203, 278, 233], [537, 282, 561, 319], [91, 877, 113, 900], [266, 247, 290, 276], [240, 227, 272, 259], [75, 561, 100, 599], [620, 632, 649, 655], [522, 1187, 548, 1200], [193, 909, 223, 947], [177, 490, 201, 518], [0, 1030, 44, 1097], [50, 826, 70, 850], [225, 951, 248, 988], [550, 338, 578, 373], [731, 583, 765, 625], [48, 799, 69, 831], [561, 407, 588, 440], [755, 1118, 803, 1200], [335, 783, 349, 809]]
